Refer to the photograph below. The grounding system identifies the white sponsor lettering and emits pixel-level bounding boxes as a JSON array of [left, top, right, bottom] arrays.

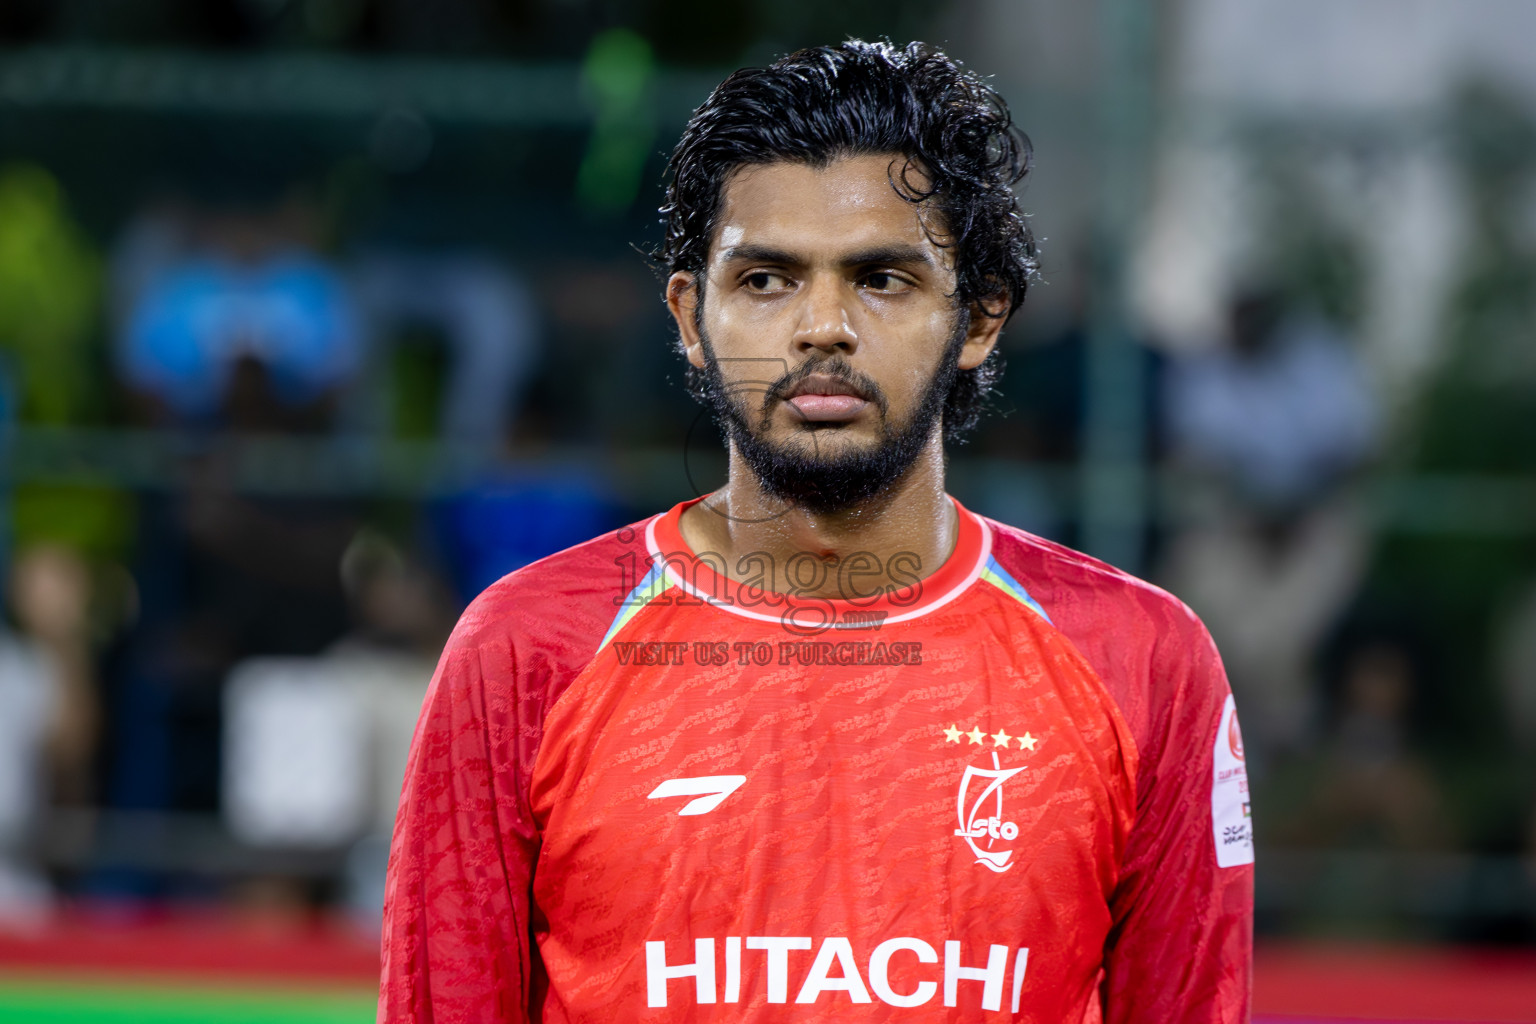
[[795, 937, 871, 1004], [1012, 946, 1030, 1013], [644, 936, 1028, 1011], [723, 935, 741, 1003], [645, 938, 716, 1007], [744, 936, 811, 1003], [1211, 695, 1255, 867], [868, 938, 938, 1007], [943, 940, 1008, 1011]]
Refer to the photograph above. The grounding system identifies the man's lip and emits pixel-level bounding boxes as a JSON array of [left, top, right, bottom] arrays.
[[785, 394, 869, 421], [783, 375, 868, 401]]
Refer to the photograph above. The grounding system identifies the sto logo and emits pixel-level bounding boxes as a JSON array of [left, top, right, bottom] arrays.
[[954, 752, 1025, 872]]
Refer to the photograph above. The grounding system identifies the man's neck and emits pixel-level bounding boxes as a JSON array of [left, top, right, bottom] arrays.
[[676, 438, 957, 602]]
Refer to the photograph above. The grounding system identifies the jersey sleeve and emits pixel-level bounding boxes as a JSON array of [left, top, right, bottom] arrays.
[[1101, 603, 1253, 1024], [376, 525, 638, 1023], [377, 612, 539, 1024]]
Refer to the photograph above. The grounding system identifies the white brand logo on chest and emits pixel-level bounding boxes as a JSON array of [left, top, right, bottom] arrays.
[[648, 775, 747, 816]]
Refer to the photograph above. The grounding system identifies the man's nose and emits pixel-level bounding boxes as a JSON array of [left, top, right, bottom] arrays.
[[792, 275, 858, 356]]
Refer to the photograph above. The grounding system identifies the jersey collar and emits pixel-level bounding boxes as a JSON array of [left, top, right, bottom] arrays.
[[644, 494, 992, 629]]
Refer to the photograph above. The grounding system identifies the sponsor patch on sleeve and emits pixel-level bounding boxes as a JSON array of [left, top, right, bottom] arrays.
[[1211, 694, 1254, 867]]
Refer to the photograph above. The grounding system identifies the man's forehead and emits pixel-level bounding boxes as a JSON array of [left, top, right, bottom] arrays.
[[709, 154, 944, 263]]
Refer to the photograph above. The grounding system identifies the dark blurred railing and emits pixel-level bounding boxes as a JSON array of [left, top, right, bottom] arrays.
[[39, 808, 346, 880], [1257, 848, 1536, 935], [7, 427, 1535, 536], [0, 46, 722, 125]]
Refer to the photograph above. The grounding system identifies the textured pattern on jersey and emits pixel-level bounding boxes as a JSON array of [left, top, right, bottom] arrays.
[[379, 499, 1252, 1023], [986, 520, 1253, 1023], [530, 575, 1134, 1021]]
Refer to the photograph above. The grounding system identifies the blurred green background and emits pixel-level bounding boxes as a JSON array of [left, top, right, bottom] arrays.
[[0, 1, 1533, 1021]]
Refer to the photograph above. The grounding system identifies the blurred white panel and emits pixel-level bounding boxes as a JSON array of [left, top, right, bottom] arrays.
[[1181, 0, 1448, 110], [1181, 0, 1536, 110], [1134, 142, 1254, 347], [1357, 146, 1466, 399], [323, 648, 433, 832], [0, 637, 56, 847], [224, 658, 369, 848]]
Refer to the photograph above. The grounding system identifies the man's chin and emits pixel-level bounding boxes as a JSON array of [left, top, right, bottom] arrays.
[[728, 430, 916, 513], [752, 430, 884, 464]]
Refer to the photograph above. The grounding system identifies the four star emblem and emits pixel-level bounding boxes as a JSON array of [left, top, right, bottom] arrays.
[[940, 722, 1042, 752]]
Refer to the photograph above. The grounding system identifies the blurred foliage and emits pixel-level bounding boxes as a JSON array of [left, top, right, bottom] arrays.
[[1359, 82, 1536, 850], [0, 164, 131, 560], [576, 28, 656, 216], [0, 163, 104, 425], [11, 483, 137, 562], [1251, 147, 1367, 330], [387, 331, 450, 441], [1417, 84, 1536, 476]]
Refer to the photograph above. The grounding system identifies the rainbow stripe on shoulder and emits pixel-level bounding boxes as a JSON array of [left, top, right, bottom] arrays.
[[596, 562, 674, 652], [979, 555, 1052, 623]]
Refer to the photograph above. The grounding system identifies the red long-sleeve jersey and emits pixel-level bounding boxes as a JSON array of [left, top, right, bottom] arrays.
[[379, 496, 1253, 1022]]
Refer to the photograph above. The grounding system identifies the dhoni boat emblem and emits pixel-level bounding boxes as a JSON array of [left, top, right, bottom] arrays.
[[953, 752, 1025, 872]]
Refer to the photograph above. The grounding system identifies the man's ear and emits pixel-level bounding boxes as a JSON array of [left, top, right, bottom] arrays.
[[666, 272, 705, 369], [957, 294, 1009, 371]]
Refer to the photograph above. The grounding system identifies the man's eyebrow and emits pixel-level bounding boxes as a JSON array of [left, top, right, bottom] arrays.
[[840, 245, 936, 269], [717, 243, 937, 269], [718, 243, 801, 265]]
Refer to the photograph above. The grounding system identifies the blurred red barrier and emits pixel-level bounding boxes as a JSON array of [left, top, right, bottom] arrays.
[[3, 918, 1535, 1020], [0, 907, 378, 986], [1256, 943, 1536, 1023]]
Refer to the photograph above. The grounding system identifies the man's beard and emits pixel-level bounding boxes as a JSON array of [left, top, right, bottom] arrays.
[[694, 312, 969, 516]]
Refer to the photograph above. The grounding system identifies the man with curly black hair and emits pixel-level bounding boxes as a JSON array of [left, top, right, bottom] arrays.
[[381, 40, 1252, 1023]]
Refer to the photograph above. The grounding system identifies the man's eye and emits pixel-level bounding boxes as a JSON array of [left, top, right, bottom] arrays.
[[862, 272, 912, 293], [744, 272, 790, 292]]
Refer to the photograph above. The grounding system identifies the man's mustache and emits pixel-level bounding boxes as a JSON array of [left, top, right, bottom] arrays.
[[758, 358, 890, 419]]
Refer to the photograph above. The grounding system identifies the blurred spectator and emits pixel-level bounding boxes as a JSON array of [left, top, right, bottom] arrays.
[[1528, 800, 1536, 884], [971, 266, 1164, 545], [224, 657, 370, 850], [334, 528, 454, 662], [222, 529, 453, 928], [331, 529, 454, 930], [352, 251, 538, 445], [1165, 290, 1377, 511], [0, 546, 99, 924], [430, 402, 626, 603], [331, 530, 451, 820], [432, 469, 624, 603], [1500, 580, 1536, 884], [11, 546, 98, 807], [1498, 579, 1536, 754], [100, 192, 361, 892], [113, 193, 360, 429], [1159, 290, 1380, 762], [1282, 640, 1451, 850], [1358, 85, 1536, 852]]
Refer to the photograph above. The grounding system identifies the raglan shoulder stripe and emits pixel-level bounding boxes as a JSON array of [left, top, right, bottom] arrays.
[[596, 562, 674, 651], [980, 554, 1053, 623]]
